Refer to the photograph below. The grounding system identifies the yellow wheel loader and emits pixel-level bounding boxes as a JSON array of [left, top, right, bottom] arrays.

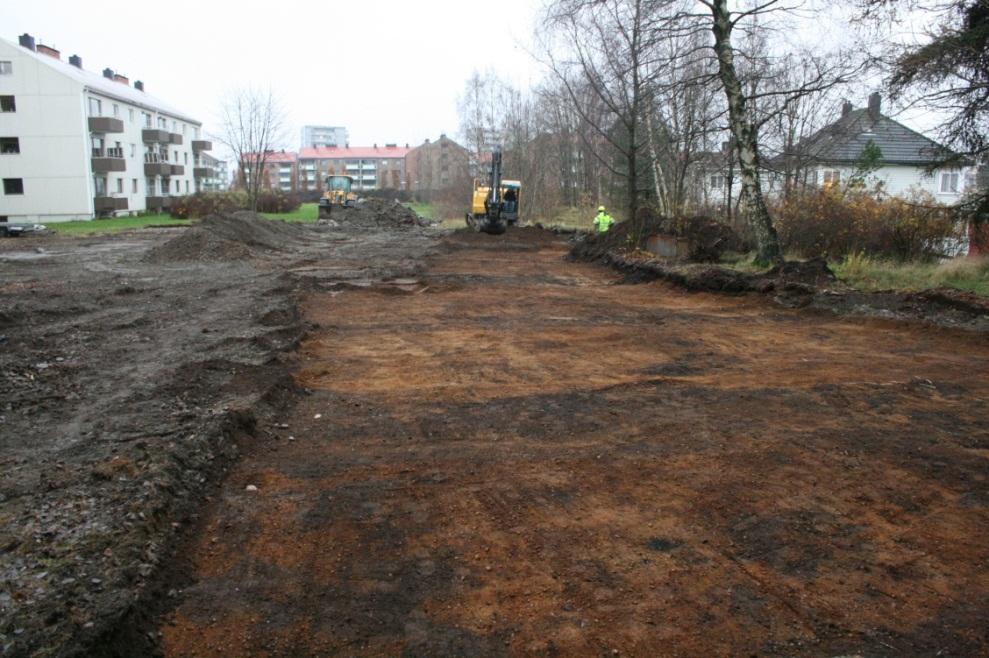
[[466, 147, 521, 235], [318, 175, 358, 218]]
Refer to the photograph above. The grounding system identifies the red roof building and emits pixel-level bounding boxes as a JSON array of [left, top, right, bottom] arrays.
[[298, 144, 411, 191]]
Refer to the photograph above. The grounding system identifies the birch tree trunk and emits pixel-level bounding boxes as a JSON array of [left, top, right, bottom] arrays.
[[710, 0, 783, 264], [645, 112, 670, 215]]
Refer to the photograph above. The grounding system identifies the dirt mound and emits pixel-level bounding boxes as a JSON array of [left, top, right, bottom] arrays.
[[763, 258, 836, 286], [910, 287, 989, 316], [570, 212, 742, 263], [145, 212, 312, 263], [331, 198, 429, 228]]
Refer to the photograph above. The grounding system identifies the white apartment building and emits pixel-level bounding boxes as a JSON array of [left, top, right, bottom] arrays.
[[0, 33, 213, 223], [301, 125, 348, 149]]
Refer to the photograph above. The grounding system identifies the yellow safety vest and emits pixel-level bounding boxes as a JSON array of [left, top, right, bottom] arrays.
[[594, 212, 615, 233]]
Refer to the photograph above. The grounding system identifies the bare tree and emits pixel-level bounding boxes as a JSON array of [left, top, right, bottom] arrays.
[[215, 86, 288, 212]]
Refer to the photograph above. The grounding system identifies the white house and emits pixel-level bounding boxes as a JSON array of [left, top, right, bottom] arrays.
[[702, 94, 970, 205], [0, 33, 213, 223]]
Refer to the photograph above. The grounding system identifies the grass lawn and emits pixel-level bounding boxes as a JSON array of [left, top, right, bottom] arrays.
[[49, 214, 190, 235], [262, 203, 319, 223], [721, 251, 989, 297], [834, 253, 989, 297]]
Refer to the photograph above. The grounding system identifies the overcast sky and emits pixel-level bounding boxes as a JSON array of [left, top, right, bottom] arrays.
[[4, 0, 942, 160], [4, 0, 544, 151]]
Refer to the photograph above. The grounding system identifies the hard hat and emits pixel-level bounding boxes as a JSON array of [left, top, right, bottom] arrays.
[[598, 205, 606, 212]]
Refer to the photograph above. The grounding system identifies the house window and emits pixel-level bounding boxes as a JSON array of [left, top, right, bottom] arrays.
[[132, 178, 138, 193], [143, 112, 152, 128], [88, 97, 102, 117], [112, 104, 119, 118], [0, 61, 12, 75], [174, 179, 180, 194], [0, 138, 19, 154], [116, 178, 123, 194], [93, 176, 106, 196], [1, 96, 16, 112], [710, 174, 726, 189], [146, 178, 155, 195], [940, 171, 960, 193], [822, 169, 841, 187], [158, 116, 166, 130], [3, 178, 24, 195]]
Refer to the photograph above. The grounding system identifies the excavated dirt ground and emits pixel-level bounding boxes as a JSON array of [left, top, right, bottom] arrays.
[[159, 228, 989, 657]]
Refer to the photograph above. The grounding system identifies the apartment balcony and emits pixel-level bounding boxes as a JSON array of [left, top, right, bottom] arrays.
[[194, 167, 214, 178], [91, 147, 126, 173], [192, 140, 212, 152], [170, 164, 185, 175], [170, 133, 183, 145], [88, 117, 124, 133], [146, 196, 172, 210], [143, 152, 171, 176], [94, 196, 128, 211], [142, 129, 172, 143]]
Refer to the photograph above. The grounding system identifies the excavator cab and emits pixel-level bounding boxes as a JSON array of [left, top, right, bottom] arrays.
[[466, 148, 521, 235]]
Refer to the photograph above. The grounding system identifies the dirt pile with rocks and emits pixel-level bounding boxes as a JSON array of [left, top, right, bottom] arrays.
[[145, 212, 313, 263], [328, 198, 430, 229], [571, 213, 744, 264]]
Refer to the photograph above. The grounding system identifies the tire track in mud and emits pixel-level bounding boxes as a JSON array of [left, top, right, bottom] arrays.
[[158, 228, 989, 657]]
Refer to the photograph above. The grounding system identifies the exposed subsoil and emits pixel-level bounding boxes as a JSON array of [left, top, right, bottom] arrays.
[[157, 227, 989, 657], [0, 212, 435, 658]]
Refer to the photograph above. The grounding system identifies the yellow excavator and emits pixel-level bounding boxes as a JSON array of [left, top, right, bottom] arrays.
[[318, 175, 358, 219], [466, 147, 521, 235]]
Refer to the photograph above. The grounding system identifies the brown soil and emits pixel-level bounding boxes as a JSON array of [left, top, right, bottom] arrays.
[[158, 228, 989, 657]]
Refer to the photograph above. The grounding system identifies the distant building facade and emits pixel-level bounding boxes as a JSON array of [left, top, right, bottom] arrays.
[[301, 125, 348, 149], [405, 134, 470, 200], [195, 152, 227, 192], [0, 33, 212, 222], [299, 144, 411, 191], [240, 151, 297, 193]]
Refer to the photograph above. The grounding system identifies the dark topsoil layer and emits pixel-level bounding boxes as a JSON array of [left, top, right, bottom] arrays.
[[0, 210, 436, 657], [571, 227, 989, 331]]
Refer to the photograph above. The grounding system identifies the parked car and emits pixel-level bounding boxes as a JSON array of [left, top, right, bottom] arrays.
[[0, 223, 46, 237]]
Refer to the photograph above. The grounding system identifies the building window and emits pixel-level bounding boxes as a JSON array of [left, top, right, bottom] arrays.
[[93, 176, 106, 196], [0, 138, 19, 154], [822, 169, 841, 188], [130, 143, 136, 157], [3, 178, 24, 195], [132, 178, 138, 193], [0, 61, 12, 75], [184, 152, 188, 165], [143, 112, 152, 128], [112, 104, 119, 118], [940, 171, 960, 193], [182, 124, 187, 135], [185, 180, 189, 194], [116, 178, 123, 194], [194, 127, 200, 139], [129, 108, 134, 122], [710, 174, 726, 189], [174, 179, 180, 194], [1, 96, 16, 112], [146, 178, 155, 195], [158, 116, 166, 130], [88, 97, 102, 117]]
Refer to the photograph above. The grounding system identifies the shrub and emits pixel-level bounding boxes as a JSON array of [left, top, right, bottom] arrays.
[[773, 188, 962, 261], [169, 191, 248, 219], [255, 190, 301, 213]]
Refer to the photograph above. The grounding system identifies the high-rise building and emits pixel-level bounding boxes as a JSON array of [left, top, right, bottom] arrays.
[[301, 125, 348, 149], [0, 33, 211, 222]]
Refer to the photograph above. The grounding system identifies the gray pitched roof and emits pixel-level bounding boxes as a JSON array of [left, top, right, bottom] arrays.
[[777, 108, 960, 167]]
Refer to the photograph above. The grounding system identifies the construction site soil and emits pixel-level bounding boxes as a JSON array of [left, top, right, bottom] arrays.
[[2, 217, 988, 657]]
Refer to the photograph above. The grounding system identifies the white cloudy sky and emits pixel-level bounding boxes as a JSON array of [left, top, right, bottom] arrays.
[[4, 0, 942, 156], [4, 0, 544, 150]]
